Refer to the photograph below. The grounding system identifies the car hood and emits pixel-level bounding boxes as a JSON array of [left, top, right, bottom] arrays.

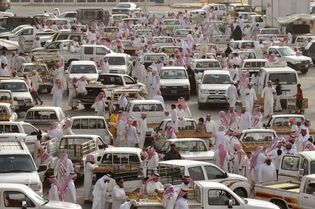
[[244, 198, 279, 209], [69, 74, 98, 80], [285, 55, 312, 61], [0, 32, 15, 37], [11, 91, 32, 99], [200, 84, 230, 90], [0, 172, 39, 185], [227, 173, 248, 181], [180, 151, 214, 160], [109, 65, 127, 70], [44, 201, 82, 209], [160, 79, 190, 86]]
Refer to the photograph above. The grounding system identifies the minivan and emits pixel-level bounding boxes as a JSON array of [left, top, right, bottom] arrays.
[[70, 116, 113, 145], [126, 100, 166, 124]]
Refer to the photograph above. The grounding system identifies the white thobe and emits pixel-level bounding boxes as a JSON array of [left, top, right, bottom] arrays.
[[177, 109, 186, 129], [258, 163, 277, 184], [83, 162, 97, 200], [163, 194, 177, 209], [174, 197, 189, 209], [147, 153, 159, 174], [170, 109, 178, 132], [145, 181, 164, 195], [48, 185, 60, 201], [296, 135, 309, 152], [54, 159, 74, 185], [252, 153, 266, 183], [268, 149, 282, 170], [92, 176, 109, 209], [112, 186, 127, 209], [244, 88, 257, 114], [214, 131, 229, 150], [233, 154, 250, 178], [226, 84, 238, 108], [51, 86, 63, 108], [252, 113, 263, 129], [261, 87, 276, 117], [76, 80, 87, 95], [119, 96, 128, 110], [48, 128, 63, 140], [92, 99, 107, 117], [138, 64, 147, 84], [116, 121, 126, 147], [150, 75, 160, 98], [99, 62, 110, 74], [119, 202, 133, 209], [239, 112, 252, 131], [137, 118, 147, 148], [126, 125, 139, 147], [205, 120, 216, 133], [214, 149, 230, 172], [64, 180, 76, 203]]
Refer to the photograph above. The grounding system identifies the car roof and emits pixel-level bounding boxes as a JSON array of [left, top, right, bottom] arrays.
[[62, 134, 100, 138], [0, 79, 26, 83], [103, 147, 142, 154], [194, 181, 228, 190], [159, 159, 212, 167], [271, 114, 305, 118], [70, 116, 105, 120], [129, 99, 164, 104], [27, 106, 62, 111], [166, 138, 206, 143], [70, 60, 96, 65], [261, 66, 297, 72], [203, 70, 230, 75], [300, 151, 315, 160], [161, 66, 186, 70], [22, 63, 47, 66], [105, 53, 128, 57], [243, 59, 267, 62], [163, 118, 195, 122], [193, 59, 219, 62], [0, 121, 30, 125], [241, 129, 276, 134]]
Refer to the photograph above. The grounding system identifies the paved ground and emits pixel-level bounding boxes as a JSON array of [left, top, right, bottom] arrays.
[[8, 4, 315, 207]]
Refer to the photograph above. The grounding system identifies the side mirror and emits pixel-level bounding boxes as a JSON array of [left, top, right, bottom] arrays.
[[227, 199, 233, 208], [37, 165, 47, 172]]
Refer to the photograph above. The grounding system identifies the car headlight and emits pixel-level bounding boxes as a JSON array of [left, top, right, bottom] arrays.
[[30, 183, 42, 192], [183, 85, 189, 89], [200, 89, 208, 94], [295, 61, 301, 64]]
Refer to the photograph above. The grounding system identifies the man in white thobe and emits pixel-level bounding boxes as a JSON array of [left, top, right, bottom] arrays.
[[174, 189, 189, 209], [83, 154, 97, 202], [112, 177, 128, 209], [244, 83, 257, 114], [137, 112, 147, 148], [295, 126, 310, 152], [214, 126, 229, 150], [225, 82, 238, 108], [261, 80, 276, 117], [126, 121, 139, 147], [205, 114, 216, 133], [258, 158, 277, 184], [92, 175, 110, 209], [238, 107, 252, 131], [145, 173, 164, 195]]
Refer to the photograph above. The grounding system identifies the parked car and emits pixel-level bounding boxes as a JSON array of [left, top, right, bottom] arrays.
[[239, 129, 277, 153], [104, 53, 133, 75], [112, 2, 141, 15], [0, 102, 17, 121]]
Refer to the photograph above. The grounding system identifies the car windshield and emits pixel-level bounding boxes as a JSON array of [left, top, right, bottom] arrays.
[[0, 82, 28, 92], [23, 65, 47, 74], [116, 3, 131, 8], [202, 74, 231, 84], [70, 64, 97, 74], [196, 61, 220, 68], [154, 38, 173, 43], [160, 69, 187, 79], [269, 73, 297, 85], [108, 57, 126, 65], [278, 47, 295, 56], [243, 132, 274, 142], [0, 155, 36, 173]]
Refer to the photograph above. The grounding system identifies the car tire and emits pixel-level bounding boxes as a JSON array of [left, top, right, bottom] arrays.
[[271, 200, 287, 209], [300, 68, 308, 74]]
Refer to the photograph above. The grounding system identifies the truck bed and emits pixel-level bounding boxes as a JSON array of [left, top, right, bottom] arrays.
[[262, 182, 300, 191]]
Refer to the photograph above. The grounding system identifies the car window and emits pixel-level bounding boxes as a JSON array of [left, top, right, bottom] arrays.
[[281, 156, 300, 171], [156, 104, 163, 111], [243, 132, 274, 142], [22, 124, 37, 135], [0, 154, 36, 173], [101, 153, 113, 164], [208, 189, 238, 206], [204, 165, 225, 179], [96, 47, 110, 55], [72, 119, 80, 129], [70, 65, 97, 74], [89, 119, 97, 129], [124, 76, 135, 85], [188, 166, 205, 181], [3, 191, 35, 208], [81, 119, 88, 129], [26, 111, 33, 120], [84, 47, 93, 55]]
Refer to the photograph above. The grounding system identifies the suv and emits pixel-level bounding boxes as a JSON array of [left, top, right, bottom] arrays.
[[268, 46, 313, 74], [0, 79, 34, 112], [197, 70, 231, 109], [160, 66, 190, 100], [0, 135, 43, 195]]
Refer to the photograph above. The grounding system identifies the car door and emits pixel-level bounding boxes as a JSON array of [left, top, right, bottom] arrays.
[[187, 166, 206, 181], [299, 180, 315, 209], [207, 189, 243, 209], [278, 155, 301, 181], [3, 191, 36, 209]]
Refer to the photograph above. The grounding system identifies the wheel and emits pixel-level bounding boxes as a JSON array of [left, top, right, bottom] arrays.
[[233, 188, 247, 198], [300, 68, 308, 74], [271, 200, 287, 209], [83, 104, 92, 109]]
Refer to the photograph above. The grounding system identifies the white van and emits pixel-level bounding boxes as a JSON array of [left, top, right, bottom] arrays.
[[104, 53, 133, 74], [126, 100, 166, 124], [70, 116, 113, 144], [257, 63, 298, 105], [0, 134, 43, 195]]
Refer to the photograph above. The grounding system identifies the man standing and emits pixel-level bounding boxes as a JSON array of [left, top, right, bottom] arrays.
[[295, 83, 304, 113], [126, 120, 139, 147], [225, 81, 238, 109], [170, 104, 178, 132], [261, 80, 276, 118], [112, 177, 128, 209], [84, 154, 97, 203], [205, 114, 216, 133], [92, 175, 110, 209], [244, 82, 257, 114], [238, 107, 252, 131], [258, 157, 277, 184], [144, 173, 164, 195], [274, 79, 282, 112], [137, 112, 148, 148]]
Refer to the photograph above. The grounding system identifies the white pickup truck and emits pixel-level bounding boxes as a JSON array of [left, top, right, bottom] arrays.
[[158, 160, 250, 198], [136, 181, 279, 209], [278, 151, 315, 182], [255, 174, 315, 209], [0, 183, 82, 209]]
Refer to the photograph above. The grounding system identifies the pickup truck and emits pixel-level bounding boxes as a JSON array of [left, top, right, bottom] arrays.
[[255, 174, 315, 209], [31, 40, 112, 67], [278, 151, 315, 182], [0, 183, 82, 209], [158, 159, 250, 198], [239, 129, 277, 153], [76, 73, 145, 109], [133, 181, 278, 209]]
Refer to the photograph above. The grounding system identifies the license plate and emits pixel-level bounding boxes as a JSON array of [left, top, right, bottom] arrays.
[[171, 90, 177, 94]]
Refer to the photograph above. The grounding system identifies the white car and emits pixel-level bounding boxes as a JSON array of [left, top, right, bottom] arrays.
[[198, 70, 231, 109], [159, 66, 190, 100], [104, 53, 133, 74], [67, 60, 99, 85], [112, 2, 141, 15], [58, 11, 77, 23]]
